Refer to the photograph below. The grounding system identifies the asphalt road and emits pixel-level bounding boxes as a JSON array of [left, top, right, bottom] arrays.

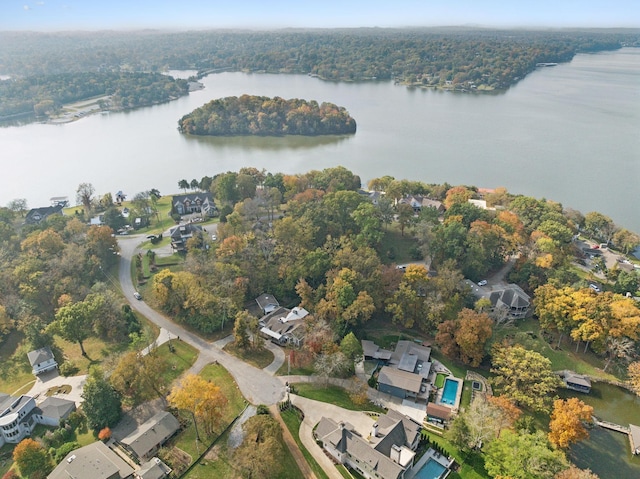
[[117, 233, 286, 406]]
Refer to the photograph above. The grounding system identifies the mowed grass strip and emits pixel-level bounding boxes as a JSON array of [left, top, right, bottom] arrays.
[[292, 383, 385, 413]]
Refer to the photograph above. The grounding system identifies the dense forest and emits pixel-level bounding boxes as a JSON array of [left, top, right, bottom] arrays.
[[178, 95, 356, 136], [1, 167, 640, 476], [0, 28, 638, 120], [0, 71, 189, 119]]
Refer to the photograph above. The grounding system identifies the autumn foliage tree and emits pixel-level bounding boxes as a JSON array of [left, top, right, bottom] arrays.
[[168, 374, 228, 438], [548, 398, 594, 449], [436, 308, 493, 367], [13, 438, 52, 478], [629, 361, 640, 395]]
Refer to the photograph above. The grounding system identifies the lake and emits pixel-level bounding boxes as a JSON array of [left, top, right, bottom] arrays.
[[0, 48, 638, 233]]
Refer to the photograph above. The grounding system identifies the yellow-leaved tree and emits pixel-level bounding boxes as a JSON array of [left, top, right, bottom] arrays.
[[548, 398, 594, 449], [167, 373, 228, 439]]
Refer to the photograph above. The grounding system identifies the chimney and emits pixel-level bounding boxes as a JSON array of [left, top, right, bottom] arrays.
[[390, 444, 401, 464], [371, 423, 378, 438]]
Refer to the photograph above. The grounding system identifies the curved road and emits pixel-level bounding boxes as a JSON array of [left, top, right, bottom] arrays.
[[117, 234, 286, 406]]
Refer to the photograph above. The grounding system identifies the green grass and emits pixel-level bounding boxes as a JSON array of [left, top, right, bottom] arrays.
[[422, 431, 490, 479], [435, 373, 447, 388], [377, 225, 419, 265], [223, 343, 274, 369], [280, 408, 330, 479], [337, 465, 355, 478], [154, 340, 198, 385], [0, 330, 34, 394], [292, 383, 385, 413], [461, 380, 473, 409]]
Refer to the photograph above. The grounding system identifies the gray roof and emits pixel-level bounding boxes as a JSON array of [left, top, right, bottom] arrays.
[[0, 393, 12, 412], [25, 205, 63, 224], [390, 341, 431, 365], [564, 372, 591, 388], [361, 340, 393, 361], [122, 411, 179, 459], [36, 397, 76, 421], [316, 417, 404, 479], [27, 346, 55, 367], [255, 294, 280, 311], [378, 366, 423, 394], [136, 458, 171, 479], [48, 441, 134, 479], [397, 353, 418, 373]]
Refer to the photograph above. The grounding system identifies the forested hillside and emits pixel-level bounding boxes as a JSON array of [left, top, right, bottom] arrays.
[[178, 95, 356, 136]]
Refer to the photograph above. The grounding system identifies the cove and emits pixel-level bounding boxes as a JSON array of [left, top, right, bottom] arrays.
[[0, 49, 638, 234]]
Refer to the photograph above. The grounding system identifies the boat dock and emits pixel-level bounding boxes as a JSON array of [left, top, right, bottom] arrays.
[[594, 419, 630, 434]]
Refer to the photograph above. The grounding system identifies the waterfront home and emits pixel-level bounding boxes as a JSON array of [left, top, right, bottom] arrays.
[[171, 193, 217, 217], [315, 409, 421, 479], [24, 205, 63, 225]]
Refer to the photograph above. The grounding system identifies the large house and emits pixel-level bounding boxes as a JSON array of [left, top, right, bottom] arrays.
[[259, 306, 309, 347], [373, 341, 432, 401], [469, 281, 531, 319], [48, 441, 134, 479], [24, 205, 63, 225], [27, 346, 58, 376], [315, 409, 421, 479], [0, 394, 76, 447], [119, 411, 180, 462], [398, 196, 445, 214], [169, 223, 203, 252], [172, 193, 217, 217]]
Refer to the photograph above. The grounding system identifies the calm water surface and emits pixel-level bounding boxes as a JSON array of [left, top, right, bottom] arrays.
[[0, 49, 638, 232]]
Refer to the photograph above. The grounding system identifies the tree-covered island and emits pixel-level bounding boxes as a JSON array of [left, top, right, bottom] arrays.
[[178, 95, 357, 136]]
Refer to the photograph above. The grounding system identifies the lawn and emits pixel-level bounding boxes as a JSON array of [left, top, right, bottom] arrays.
[[377, 226, 420, 265], [0, 330, 34, 394], [223, 343, 274, 369], [422, 431, 490, 479], [291, 383, 385, 413], [435, 373, 447, 388], [154, 339, 199, 386], [280, 408, 330, 479]]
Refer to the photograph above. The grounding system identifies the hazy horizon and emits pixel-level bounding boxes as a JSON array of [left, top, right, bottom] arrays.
[[2, 0, 639, 31]]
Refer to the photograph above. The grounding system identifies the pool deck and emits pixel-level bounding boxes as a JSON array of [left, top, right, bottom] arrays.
[[406, 447, 453, 479], [434, 376, 463, 412]]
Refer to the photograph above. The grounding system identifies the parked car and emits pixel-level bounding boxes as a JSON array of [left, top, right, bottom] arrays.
[[133, 292, 142, 300], [589, 284, 601, 293], [211, 234, 217, 241], [478, 280, 488, 286]]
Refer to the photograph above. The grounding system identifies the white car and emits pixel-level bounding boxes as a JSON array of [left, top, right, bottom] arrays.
[[211, 234, 217, 241], [477, 280, 488, 286], [133, 292, 142, 300]]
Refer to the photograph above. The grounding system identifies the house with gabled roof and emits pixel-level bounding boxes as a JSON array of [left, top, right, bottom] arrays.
[[375, 341, 432, 400], [27, 346, 58, 376], [24, 205, 63, 225], [259, 306, 309, 346], [488, 284, 531, 318], [315, 409, 422, 479], [48, 441, 134, 479], [136, 457, 172, 479], [120, 411, 180, 462], [172, 193, 217, 217], [34, 396, 77, 427], [255, 294, 280, 315], [169, 223, 203, 252]]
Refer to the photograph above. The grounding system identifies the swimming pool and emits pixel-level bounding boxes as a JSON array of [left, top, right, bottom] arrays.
[[441, 378, 459, 405], [414, 458, 447, 479]]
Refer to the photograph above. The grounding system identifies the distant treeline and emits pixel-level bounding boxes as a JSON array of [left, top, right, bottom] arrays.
[[0, 28, 636, 90], [0, 71, 189, 118], [178, 95, 357, 136]]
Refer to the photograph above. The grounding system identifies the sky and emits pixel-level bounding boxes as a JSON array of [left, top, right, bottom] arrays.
[[1, 0, 639, 31]]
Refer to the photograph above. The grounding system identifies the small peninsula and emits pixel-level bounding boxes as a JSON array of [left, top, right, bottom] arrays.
[[178, 95, 356, 136]]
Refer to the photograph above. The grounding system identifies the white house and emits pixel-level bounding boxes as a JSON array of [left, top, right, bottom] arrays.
[[27, 346, 58, 376]]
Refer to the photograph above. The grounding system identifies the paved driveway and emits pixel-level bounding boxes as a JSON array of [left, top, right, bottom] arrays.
[[25, 371, 87, 407]]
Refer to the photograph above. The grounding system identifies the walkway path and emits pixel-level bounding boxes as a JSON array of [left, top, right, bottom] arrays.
[[270, 405, 318, 479]]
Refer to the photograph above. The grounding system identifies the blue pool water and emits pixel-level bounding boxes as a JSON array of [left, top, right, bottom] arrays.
[[441, 378, 459, 405], [414, 458, 447, 479]]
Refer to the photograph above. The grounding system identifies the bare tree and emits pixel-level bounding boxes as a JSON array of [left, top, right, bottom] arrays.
[[76, 182, 95, 218]]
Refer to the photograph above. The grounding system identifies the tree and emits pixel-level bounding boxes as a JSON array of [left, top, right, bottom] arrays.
[[455, 309, 493, 367], [178, 179, 189, 192], [110, 351, 168, 406], [485, 429, 568, 479], [7, 198, 28, 217], [491, 344, 561, 412], [396, 203, 414, 236], [233, 415, 283, 479], [233, 310, 251, 349], [76, 182, 95, 218], [555, 466, 600, 479], [628, 361, 640, 395], [81, 367, 122, 431], [612, 228, 640, 254], [168, 373, 228, 438], [49, 294, 103, 356], [548, 398, 593, 449], [13, 438, 52, 478], [584, 211, 616, 244], [340, 332, 363, 361]]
